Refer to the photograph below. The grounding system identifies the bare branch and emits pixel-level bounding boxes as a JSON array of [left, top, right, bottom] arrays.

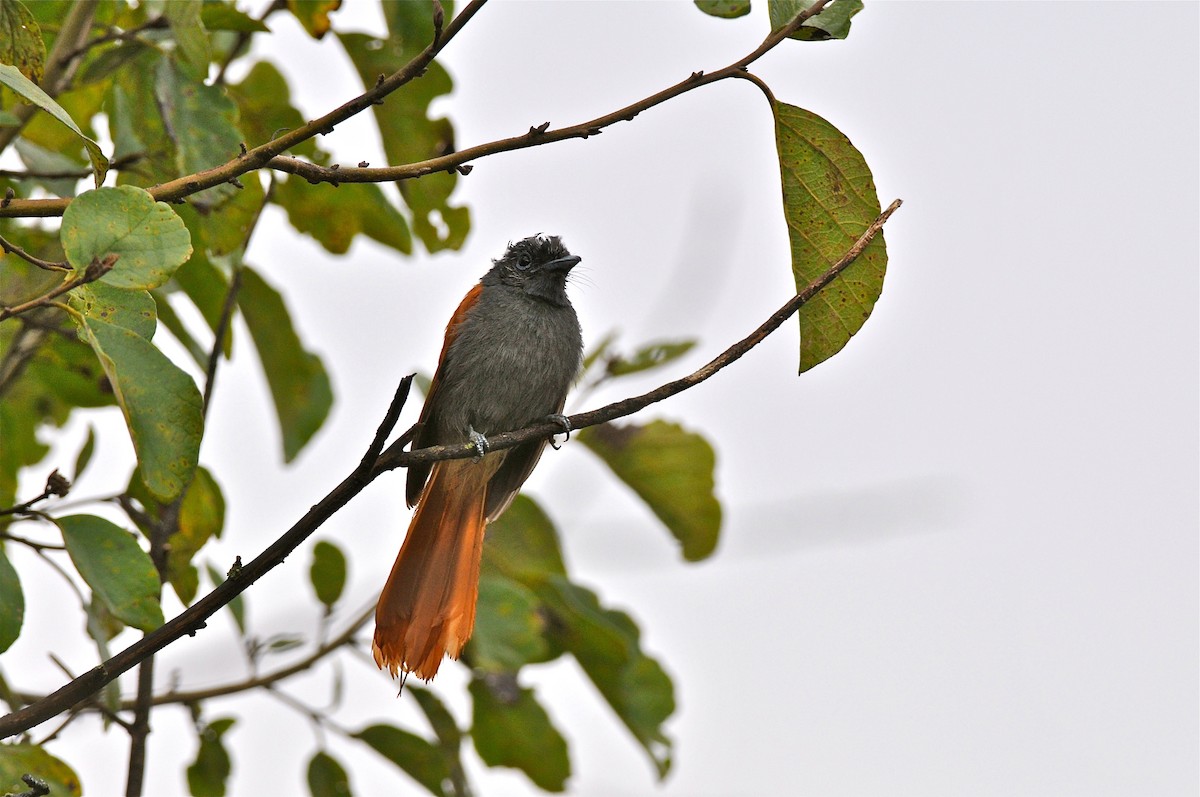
[[0, 233, 70, 272]]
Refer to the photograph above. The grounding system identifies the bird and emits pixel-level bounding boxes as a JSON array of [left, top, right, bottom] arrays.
[[373, 234, 584, 681]]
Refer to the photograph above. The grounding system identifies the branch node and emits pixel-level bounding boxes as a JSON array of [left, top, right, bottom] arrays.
[[432, 1, 445, 43], [227, 555, 243, 579], [375, 73, 386, 88], [456, 164, 473, 175], [529, 121, 551, 136], [228, 177, 244, 189], [2, 187, 14, 208], [238, 142, 248, 157], [358, 161, 369, 168], [690, 70, 705, 81]]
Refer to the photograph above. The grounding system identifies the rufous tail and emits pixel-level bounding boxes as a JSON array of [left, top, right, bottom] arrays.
[[373, 456, 498, 680]]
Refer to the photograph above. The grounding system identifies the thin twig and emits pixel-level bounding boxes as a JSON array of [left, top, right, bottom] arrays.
[[0, 233, 70, 272], [213, 0, 288, 86], [0, 153, 144, 181], [0, 254, 118, 321]]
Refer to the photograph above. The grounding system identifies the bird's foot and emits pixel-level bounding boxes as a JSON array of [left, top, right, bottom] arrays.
[[469, 428, 489, 462], [546, 414, 572, 450]]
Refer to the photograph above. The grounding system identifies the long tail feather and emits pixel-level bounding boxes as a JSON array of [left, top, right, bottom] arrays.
[[373, 457, 498, 680]]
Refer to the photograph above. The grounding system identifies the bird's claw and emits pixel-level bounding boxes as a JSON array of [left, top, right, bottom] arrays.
[[469, 429, 489, 461], [547, 414, 571, 450]]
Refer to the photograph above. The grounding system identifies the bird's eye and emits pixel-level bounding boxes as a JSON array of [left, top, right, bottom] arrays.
[[516, 254, 532, 270]]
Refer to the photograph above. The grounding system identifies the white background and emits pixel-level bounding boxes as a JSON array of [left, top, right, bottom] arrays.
[[6, 2, 1198, 795]]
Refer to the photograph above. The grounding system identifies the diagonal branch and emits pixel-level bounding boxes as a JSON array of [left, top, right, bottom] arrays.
[[0, 197, 899, 739], [0, 0, 488, 219], [0, 254, 117, 321]]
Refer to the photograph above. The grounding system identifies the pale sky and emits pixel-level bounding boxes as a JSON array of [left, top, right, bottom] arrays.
[[9, 2, 1198, 795]]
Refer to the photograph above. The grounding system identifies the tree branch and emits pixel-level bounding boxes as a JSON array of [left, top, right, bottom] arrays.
[[0, 0, 489, 219], [0, 233, 70, 272], [0, 197, 900, 739]]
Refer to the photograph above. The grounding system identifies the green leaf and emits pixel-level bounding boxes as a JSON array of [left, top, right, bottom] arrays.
[[227, 61, 317, 158], [187, 717, 236, 797], [580, 421, 721, 562], [0, 546, 23, 653], [307, 751, 352, 797], [205, 562, 246, 635], [58, 514, 164, 632], [163, 0, 210, 75], [67, 281, 157, 339], [275, 175, 412, 256], [355, 724, 450, 797], [694, 0, 752, 19], [0, 0, 45, 82], [71, 424, 96, 480], [309, 539, 346, 609], [201, 3, 270, 33], [469, 575, 549, 672], [0, 63, 108, 186], [238, 266, 332, 462], [469, 677, 570, 791], [773, 101, 885, 371], [153, 288, 210, 367], [78, 315, 203, 501], [408, 686, 462, 749], [155, 56, 243, 206], [0, 743, 82, 797], [60, 185, 194, 290], [769, 0, 863, 40], [288, 0, 341, 39], [483, 495, 567, 581], [540, 577, 674, 778], [606, 340, 697, 378], [167, 466, 226, 604], [339, 27, 468, 252]]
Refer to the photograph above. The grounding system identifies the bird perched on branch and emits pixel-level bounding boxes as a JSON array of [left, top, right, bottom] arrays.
[[374, 235, 584, 681]]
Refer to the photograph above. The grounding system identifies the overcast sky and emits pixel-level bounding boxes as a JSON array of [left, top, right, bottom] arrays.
[[10, 2, 1198, 795]]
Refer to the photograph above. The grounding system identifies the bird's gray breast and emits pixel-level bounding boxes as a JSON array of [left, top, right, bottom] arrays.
[[434, 286, 582, 438]]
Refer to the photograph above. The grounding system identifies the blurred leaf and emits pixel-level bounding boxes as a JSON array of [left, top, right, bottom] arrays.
[[264, 633, 304, 653], [201, 4, 270, 33], [288, 0, 341, 39], [470, 677, 569, 791], [483, 495, 567, 581], [61, 185, 193, 290], [238, 266, 332, 462], [469, 575, 549, 672], [0, 743, 81, 796], [71, 424, 96, 480], [275, 176, 412, 256], [774, 101, 885, 371], [769, 0, 863, 40], [227, 61, 317, 158], [200, 171, 267, 257], [187, 717, 236, 797], [205, 562, 246, 635], [163, 0, 210, 75], [84, 598, 123, 722], [170, 217, 232, 350], [0, 546, 23, 653], [307, 751, 352, 797], [67, 281, 157, 339], [13, 137, 82, 197], [79, 39, 151, 86], [339, 27, 468, 252], [0, 0, 45, 82], [355, 724, 449, 797], [107, 49, 172, 176], [156, 56, 243, 206], [167, 467, 226, 605], [409, 686, 461, 749], [0, 63, 108, 185], [581, 330, 617, 374], [606, 340, 697, 378], [694, 0, 751, 19], [78, 315, 202, 501], [22, 330, 114, 409], [0, 394, 49, 518], [153, 289, 210, 367], [580, 421, 721, 562], [58, 514, 164, 632], [309, 539, 346, 609], [540, 577, 674, 778]]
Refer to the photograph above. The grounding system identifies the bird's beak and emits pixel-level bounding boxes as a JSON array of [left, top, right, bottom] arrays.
[[545, 255, 581, 273]]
